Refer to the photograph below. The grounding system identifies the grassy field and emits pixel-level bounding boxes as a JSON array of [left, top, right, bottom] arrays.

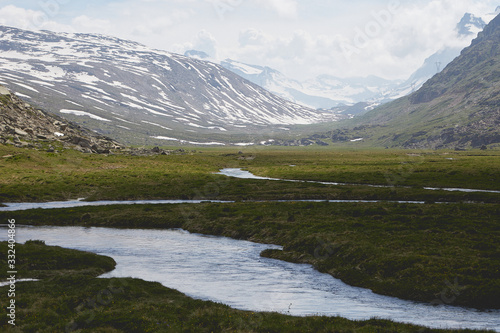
[[0, 145, 499, 203], [0, 144, 499, 331], [0, 242, 495, 332]]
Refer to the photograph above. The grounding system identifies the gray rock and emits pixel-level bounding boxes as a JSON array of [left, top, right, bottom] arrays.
[[14, 128, 28, 136], [0, 86, 11, 95]]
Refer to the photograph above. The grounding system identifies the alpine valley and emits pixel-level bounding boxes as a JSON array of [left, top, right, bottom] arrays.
[[0, 26, 340, 147], [0, 12, 498, 149]]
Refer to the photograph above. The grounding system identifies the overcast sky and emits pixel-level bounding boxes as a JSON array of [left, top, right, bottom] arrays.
[[0, 0, 498, 81]]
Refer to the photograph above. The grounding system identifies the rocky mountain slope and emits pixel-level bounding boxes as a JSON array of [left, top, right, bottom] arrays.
[[0, 26, 339, 146], [0, 85, 122, 153], [326, 13, 500, 149]]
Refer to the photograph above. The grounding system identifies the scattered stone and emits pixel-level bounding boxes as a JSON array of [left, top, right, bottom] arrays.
[[14, 128, 28, 136], [0, 86, 11, 96]]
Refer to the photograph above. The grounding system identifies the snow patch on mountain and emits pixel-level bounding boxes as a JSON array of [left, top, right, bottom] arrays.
[[0, 25, 341, 145], [60, 109, 111, 122]]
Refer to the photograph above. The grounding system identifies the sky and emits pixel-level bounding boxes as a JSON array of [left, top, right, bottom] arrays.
[[0, 0, 498, 81]]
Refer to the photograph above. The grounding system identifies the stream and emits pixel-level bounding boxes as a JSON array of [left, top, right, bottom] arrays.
[[216, 168, 500, 194], [1, 168, 498, 212], [1, 225, 499, 331]]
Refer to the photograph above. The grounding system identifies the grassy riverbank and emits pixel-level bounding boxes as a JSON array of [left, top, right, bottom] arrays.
[[0, 145, 499, 203], [4, 201, 499, 310], [0, 242, 495, 332], [1, 145, 499, 330]]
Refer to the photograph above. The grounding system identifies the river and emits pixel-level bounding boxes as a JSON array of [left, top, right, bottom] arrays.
[[1, 225, 499, 331]]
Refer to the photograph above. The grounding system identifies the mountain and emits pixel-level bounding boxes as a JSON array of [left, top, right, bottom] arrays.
[[215, 13, 488, 111], [0, 85, 122, 153], [384, 13, 488, 101], [0, 26, 339, 146], [327, 13, 500, 149], [457, 13, 487, 35], [220, 59, 401, 109], [184, 50, 210, 60]]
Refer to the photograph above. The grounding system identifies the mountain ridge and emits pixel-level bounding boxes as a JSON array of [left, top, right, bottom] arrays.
[[325, 13, 500, 149], [0, 25, 339, 146]]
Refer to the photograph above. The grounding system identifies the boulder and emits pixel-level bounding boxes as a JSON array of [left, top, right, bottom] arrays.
[[0, 86, 11, 96]]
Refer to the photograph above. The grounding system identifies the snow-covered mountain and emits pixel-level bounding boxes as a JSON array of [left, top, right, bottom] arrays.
[[0, 26, 340, 146], [212, 13, 488, 111], [220, 59, 401, 109]]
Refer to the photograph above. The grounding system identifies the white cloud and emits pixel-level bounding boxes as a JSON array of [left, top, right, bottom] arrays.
[[171, 29, 219, 58], [72, 15, 111, 33], [239, 29, 268, 47], [256, 0, 298, 18], [0, 5, 71, 31], [193, 30, 218, 57], [0, 0, 498, 81]]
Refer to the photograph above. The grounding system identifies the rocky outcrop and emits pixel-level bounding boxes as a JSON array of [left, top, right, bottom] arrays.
[[0, 85, 123, 153]]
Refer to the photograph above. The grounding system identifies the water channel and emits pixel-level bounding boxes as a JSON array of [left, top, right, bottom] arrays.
[[216, 168, 500, 194], [1, 226, 499, 331]]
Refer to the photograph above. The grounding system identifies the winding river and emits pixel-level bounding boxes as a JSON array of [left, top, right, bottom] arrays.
[[1, 168, 497, 212], [1, 226, 499, 332]]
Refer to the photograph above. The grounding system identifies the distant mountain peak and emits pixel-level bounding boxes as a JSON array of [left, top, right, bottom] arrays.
[[456, 13, 486, 36], [184, 50, 210, 60]]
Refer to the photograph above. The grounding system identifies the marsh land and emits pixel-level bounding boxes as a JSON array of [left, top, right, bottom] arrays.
[[0, 145, 499, 332]]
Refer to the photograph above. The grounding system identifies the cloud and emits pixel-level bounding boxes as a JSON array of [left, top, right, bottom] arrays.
[[0, 5, 71, 31], [193, 30, 218, 57], [239, 29, 268, 47], [259, 0, 298, 18], [72, 15, 111, 33], [172, 29, 219, 58]]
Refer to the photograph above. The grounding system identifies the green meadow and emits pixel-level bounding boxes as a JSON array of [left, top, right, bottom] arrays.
[[0, 145, 499, 203], [0, 144, 499, 332]]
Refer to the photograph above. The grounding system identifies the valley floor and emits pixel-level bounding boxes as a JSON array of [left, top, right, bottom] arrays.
[[0, 145, 499, 332]]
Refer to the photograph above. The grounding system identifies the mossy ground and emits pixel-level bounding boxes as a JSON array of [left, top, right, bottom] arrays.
[[0, 145, 499, 203], [0, 144, 499, 331]]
